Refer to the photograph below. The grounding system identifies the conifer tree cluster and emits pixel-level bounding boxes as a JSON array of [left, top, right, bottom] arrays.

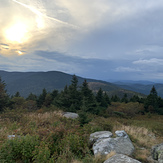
[[52, 75, 111, 114], [0, 75, 163, 115]]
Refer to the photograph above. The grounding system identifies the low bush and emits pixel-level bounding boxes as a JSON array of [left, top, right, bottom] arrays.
[[0, 134, 39, 162]]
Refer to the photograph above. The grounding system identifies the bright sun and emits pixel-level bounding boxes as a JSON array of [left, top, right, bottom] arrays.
[[5, 23, 28, 43]]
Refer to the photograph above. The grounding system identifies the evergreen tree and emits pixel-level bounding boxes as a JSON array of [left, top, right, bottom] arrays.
[[37, 88, 47, 108], [68, 75, 81, 111], [44, 93, 53, 107], [144, 86, 158, 113], [0, 77, 9, 111], [50, 90, 58, 100], [78, 111, 91, 127], [26, 93, 37, 101], [104, 92, 111, 105], [80, 80, 96, 112], [130, 95, 140, 103], [121, 93, 128, 103], [14, 91, 20, 97], [111, 95, 120, 102], [96, 88, 108, 107], [55, 85, 71, 109]]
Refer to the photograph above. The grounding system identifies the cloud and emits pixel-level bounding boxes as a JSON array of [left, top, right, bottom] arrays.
[[114, 67, 141, 72], [1, 0, 163, 81], [133, 58, 163, 65]]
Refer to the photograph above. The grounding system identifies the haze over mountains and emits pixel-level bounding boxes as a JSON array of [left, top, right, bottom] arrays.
[[0, 70, 162, 98], [0, 70, 119, 97]]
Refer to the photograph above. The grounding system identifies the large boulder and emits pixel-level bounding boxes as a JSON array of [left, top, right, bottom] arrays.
[[93, 137, 135, 156], [152, 143, 163, 163], [62, 112, 79, 119], [104, 154, 141, 163], [91, 130, 135, 156], [90, 131, 113, 144]]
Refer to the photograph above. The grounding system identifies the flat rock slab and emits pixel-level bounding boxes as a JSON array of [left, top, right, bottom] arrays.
[[90, 131, 113, 144], [104, 154, 141, 163], [62, 112, 79, 119], [93, 137, 135, 156]]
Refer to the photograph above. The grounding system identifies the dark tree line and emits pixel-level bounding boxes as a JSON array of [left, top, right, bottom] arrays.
[[0, 76, 163, 115]]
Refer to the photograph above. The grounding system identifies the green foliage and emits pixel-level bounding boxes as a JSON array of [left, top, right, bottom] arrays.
[[14, 91, 21, 97], [37, 88, 47, 108], [78, 111, 91, 127], [130, 95, 141, 103], [113, 111, 126, 118], [11, 97, 25, 109], [0, 135, 39, 162], [26, 93, 37, 101], [80, 80, 97, 113], [33, 142, 51, 163], [144, 86, 159, 113], [111, 95, 120, 102], [68, 75, 81, 111], [121, 93, 128, 103], [44, 93, 53, 107], [57, 133, 91, 161], [50, 89, 58, 100], [0, 77, 10, 111]]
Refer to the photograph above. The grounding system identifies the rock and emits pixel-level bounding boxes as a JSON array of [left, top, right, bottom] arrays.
[[62, 112, 79, 119], [115, 130, 129, 138], [8, 135, 16, 139], [93, 137, 135, 156], [90, 130, 135, 157], [152, 143, 163, 163], [104, 154, 141, 163], [8, 135, 21, 140], [147, 156, 158, 163], [90, 131, 113, 144], [158, 152, 163, 163]]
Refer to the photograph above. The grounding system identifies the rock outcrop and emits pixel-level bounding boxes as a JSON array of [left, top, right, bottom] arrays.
[[62, 112, 79, 119], [91, 130, 135, 156], [115, 130, 129, 138], [104, 154, 141, 163], [89, 131, 113, 144], [152, 143, 163, 163]]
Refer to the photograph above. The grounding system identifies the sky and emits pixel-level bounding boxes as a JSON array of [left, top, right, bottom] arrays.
[[1, 0, 163, 81]]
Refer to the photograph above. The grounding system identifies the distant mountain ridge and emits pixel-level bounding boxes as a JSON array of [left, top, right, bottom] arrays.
[[114, 83, 163, 98], [0, 70, 117, 97]]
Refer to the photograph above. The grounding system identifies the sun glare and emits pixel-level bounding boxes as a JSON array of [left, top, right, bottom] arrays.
[[16, 50, 23, 55], [5, 23, 28, 43]]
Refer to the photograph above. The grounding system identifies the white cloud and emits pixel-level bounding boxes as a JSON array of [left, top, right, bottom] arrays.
[[114, 66, 141, 72], [133, 58, 163, 65]]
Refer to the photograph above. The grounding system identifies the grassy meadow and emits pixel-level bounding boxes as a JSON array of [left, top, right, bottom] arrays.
[[0, 106, 162, 163]]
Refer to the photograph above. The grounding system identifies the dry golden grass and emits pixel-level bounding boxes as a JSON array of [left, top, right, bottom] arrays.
[[113, 124, 157, 148], [111, 123, 159, 162], [105, 151, 116, 160], [134, 149, 150, 162], [72, 160, 82, 163], [0, 109, 162, 163]]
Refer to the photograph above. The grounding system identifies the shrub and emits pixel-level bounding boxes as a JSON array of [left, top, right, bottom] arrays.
[[78, 111, 91, 127], [57, 133, 90, 160], [0, 134, 39, 162], [33, 141, 51, 163]]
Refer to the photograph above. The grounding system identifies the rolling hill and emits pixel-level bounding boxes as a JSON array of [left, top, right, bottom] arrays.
[[0, 70, 117, 97], [0, 70, 144, 98], [114, 82, 163, 98]]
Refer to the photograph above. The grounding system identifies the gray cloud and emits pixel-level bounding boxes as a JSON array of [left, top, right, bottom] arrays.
[[1, 0, 163, 81]]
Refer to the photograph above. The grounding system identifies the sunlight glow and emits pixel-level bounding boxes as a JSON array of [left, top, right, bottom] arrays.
[[16, 50, 23, 55], [5, 23, 28, 43]]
